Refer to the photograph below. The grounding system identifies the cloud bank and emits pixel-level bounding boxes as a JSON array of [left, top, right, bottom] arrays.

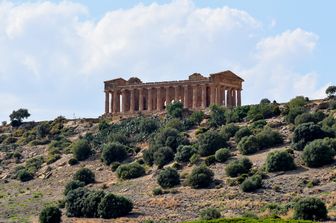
[[0, 0, 327, 121]]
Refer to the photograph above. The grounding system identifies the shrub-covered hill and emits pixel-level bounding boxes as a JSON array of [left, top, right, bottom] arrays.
[[0, 97, 336, 223]]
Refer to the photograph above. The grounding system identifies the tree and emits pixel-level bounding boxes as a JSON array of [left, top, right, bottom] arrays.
[[166, 101, 184, 118], [326, 85, 336, 98], [9, 108, 30, 126]]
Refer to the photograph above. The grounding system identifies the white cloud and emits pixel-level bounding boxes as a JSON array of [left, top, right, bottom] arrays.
[[0, 0, 328, 120]]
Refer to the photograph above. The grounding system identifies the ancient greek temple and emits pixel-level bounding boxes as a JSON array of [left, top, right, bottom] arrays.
[[104, 70, 243, 115]]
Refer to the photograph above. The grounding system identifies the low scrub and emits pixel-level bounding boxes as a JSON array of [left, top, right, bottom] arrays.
[[71, 139, 92, 161], [199, 208, 221, 220], [188, 165, 214, 189], [101, 142, 128, 165], [73, 168, 95, 185], [225, 158, 252, 177], [39, 206, 62, 223], [116, 162, 145, 180], [302, 139, 335, 167], [293, 197, 328, 221], [240, 175, 262, 192], [157, 167, 180, 188], [265, 151, 296, 172], [197, 130, 227, 156]]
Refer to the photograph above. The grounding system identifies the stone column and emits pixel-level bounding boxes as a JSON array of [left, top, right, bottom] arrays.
[[192, 85, 197, 109], [105, 91, 110, 114], [216, 86, 222, 105], [237, 89, 242, 106], [201, 84, 207, 108], [174, 86, 179, 102], [232, 89, 237, 107], [226, 89, 232, 108], [139, 88, 144, 111], [130, 88, 135, 113], [165, 86, 170, 106], [183, 85, 189, 108], [148, 88, 153, 111], [121, 90, 127, 113], [210, 85, 216, 105], [157, 87, 162, 111], [113, 90, 118, 113]]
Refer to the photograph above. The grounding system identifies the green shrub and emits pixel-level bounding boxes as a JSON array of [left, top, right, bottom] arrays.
[[166, 101, 183, 118], [293, 197, 327, 220], [39, 206, 61, 223], [190, 153, 200, 164], [234, 127, 252, 144], [215, 148, 231, 163], [153, 146, 174, 167], [220, 124, 239, 139], [291, 122, 329, 150], [286, 107, 307, 124], [68, 158, 78, 165], [199, 207, 221, 220], [65, 188, 133, 219], [116, 163, 145, 179], [288, 96, 308, 109], [185, 111, 205, 128], [175, 145, 197, 162], [36, 122, 50, 138], [260, 98, 271, 104], [326, 85, 336, 98], [265, 151, 296, 172], [82, 190, 105, 218], [208, 105, 226, 127], [250, 120, 267, 130], [71, 139, 92, 161], [225, 158, 252, 177], [255, 129, 283, 149], [101, 142, 128, 165], [64, 180, 85, 195], [294, 112, 325, 126], [98, 193, 133, 219], [188, 166, 214, 189], [157, 167, 180, 188], [238, 136, 259, 155], [247, 103, 280, 121], [17, 169, 34, 182], [240, 175, 262, 192], [152, 187, 163, 195], [139, 117, 160, 134], [204, 155, 217, 166], [165, 118, 184, 131], [73, 168, 95, 185], [302, 139, 335, 167], [197, 130, 227, 156], [111, 162, 121, 172], [153, 127, 187, 151]]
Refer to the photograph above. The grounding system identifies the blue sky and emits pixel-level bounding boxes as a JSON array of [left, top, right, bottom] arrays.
[[0, 0, 335, 121]]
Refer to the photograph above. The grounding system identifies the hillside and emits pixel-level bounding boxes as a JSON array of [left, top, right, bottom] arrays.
[[0, 97, 336, 223]]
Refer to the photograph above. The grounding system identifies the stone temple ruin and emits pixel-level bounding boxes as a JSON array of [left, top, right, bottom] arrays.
[[104, 70, 244, 115]]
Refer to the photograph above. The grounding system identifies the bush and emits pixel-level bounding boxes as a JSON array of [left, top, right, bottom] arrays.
[[291, 122, 328, 150], [68, 158, 78, 166], [17, 169, 34, 182], [197, 130, 227, 156], [240, 175, 262, 192], [175, 145, 197, 162], [294, 112, 325, 126], [204, 155, 217, 166], [101, 143, 128, 165], [247, 103, 280, 121], [199, 208, 221, 220], [238, 136, 259, 155], [188, 166, 214, 189], [73, 168, 95, 185], [64, 180, 85, 195], [302, 139, 335, 167], [185, 111, 204, 128], [250, 120, 267, 130], [65, 188, 133, 219], [39, 206, 61, 223], [225, 158, 252, 177], [286, 107, 307, 124], [111, 162, 121, 172], [157, 167, 180, 188], [153, 146, 174, 167], [166, 101, 183, 118], [165, 118, 184, 131], [71, 139, 92, 161], [265, 151, 296, 172], [208, 105, 226, 127], [152, 187, 163, 195], [98, 193, 133, 219], [215, 148, 231, 163], [288, 96, 308, 109], [116, 163, 145, 179], [153, 127, 186, 151], [234, 127, 252, 143], [220, 124, 239, 139], [293, 197, 327, 220], [255, 129, 283, 149]]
